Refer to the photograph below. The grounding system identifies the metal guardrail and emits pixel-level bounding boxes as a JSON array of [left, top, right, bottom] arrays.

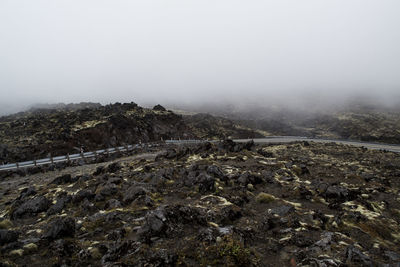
[[165, 139, 211, 144], [0, 143, 162, 172]]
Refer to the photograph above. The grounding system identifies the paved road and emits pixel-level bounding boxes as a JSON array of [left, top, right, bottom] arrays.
[[234, 136, 400, 153]]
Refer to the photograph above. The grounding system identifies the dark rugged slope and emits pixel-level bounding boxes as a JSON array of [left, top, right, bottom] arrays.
[[0, 102, 263, 163], [0, 102, 192, 163], [185, 102, 400, 144], [299, 110, 400, 143], [0, 141, 399, 266], [184, 113, 265, 140], [240, 109, 400, 143]]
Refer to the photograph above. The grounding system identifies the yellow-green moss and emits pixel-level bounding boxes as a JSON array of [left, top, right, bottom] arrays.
[[255, 192, 275, 203], [0, 219, 13, 229]]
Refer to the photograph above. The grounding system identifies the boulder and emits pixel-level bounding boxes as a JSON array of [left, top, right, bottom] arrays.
[[206, 165, 225, 179], [47, 193, 72, 216], [49, 174, 74, 185], [0, 230, 19, 245], [138, 208, 168, 242], [16, 187, 36, 201], [324, 185, 349, 200], [218, 139, 254, 153], [195, 173, 215, 193], [12, 196, 51, 219], [345, 245, 373, 267], [270, 205, 294, 216], [72, 189, 94, 203], [106, 162, 121, 173], [123, 186, 147, 204], [43, 217, 75, 240], [104, 199, 122, 210]]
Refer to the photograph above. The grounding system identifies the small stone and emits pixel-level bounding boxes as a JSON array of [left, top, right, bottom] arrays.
[[247, 184, 254, 191], [216, 236, 222, 243], [361, 194, 369, 199]]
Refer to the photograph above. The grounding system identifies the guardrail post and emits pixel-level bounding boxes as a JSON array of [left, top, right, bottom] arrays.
[[66, 153, 70, 161], [93, 151, 97, 159], [50, 155, 54, 164], [16, 162, 19, 169], [34, 160, 37, 166]]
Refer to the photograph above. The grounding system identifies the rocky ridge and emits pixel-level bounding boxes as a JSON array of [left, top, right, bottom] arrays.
[[0, 102, 261, 163]]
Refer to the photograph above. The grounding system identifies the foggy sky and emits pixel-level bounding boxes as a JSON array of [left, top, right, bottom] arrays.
[[1, 0, 400, 114]]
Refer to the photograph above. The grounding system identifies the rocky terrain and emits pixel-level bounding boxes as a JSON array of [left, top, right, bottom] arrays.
[[0, 102, 261, 163], [0, 140, 400, 266], [184, 114, 265, 140], [240, 107, 400, 144], [176, 101, 400, 144]]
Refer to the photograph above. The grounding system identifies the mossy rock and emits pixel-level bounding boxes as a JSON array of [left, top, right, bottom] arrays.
[[0, 219, 13, 229], [23, 243, 38, 253], [255, 192, 275, 203]]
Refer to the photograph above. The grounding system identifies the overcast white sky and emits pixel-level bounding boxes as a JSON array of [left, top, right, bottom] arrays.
[[0, 0, 400, 113]]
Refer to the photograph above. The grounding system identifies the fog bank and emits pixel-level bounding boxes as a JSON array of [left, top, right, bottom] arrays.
[[1, 1, 399, 114]]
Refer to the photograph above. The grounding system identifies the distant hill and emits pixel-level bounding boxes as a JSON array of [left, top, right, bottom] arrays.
[[172, 100, 400, 144]]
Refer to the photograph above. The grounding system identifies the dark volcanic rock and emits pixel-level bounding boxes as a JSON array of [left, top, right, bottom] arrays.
[[53, 239, 78, 257], [43, 217, 75, 240], [153, 104, 167, 111], [345, 245, 373, 267], [0, 230, 19, 245], [207, 165, 225, 179], [93, 166, 105, 176], [47, 193, 72, 216], [72, 189, 94, 203], [98, 183, 118, 197], [139, 205, 207, 242], [237, 172, 263, 185], [123, 186, 148, 204], [105, 199, 122, 210], [50, 174, 74, 185], [196, 173, 215, 193], [106, 162, 122, 173], [218, 139, 254, 153], [270, 205, 295, 216], [16, 187, 37, 201], [166, 205, 207, 226], [12, 196, 51, 219], [324, 185, 349, 200], [138, 207, 168, 242], [102, 240, 138, 263], [165, 149, 177, 159]]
